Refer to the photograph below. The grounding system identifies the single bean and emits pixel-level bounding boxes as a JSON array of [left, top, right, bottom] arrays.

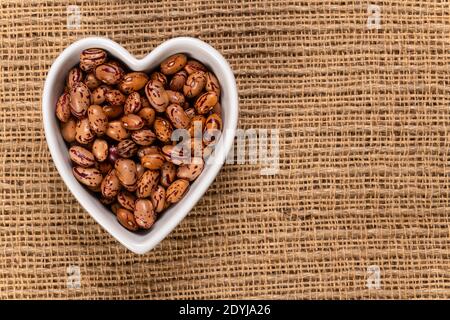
[[75, 118, 95, 144], [160, 54, 187, 75], [117, 139, 138, 158], [115, 158, 138, 188], [194, 91, 218, 114], [116, 208, 139, 231], [169, 70, 188, 92], [73, 166, 103, 188], [141, 152, 165, 170], [117, 190, 136, 211], [165, 104, 191, 129], [151, 185, 166, 213], [67, 67, 84, 90], [121, 114, 145, 130], [131, 128, 156, 146], [134, 199, 156, 229], [183, 71, 206, 98], [153, 117, 173, 143], [124, 92, 142, 115], [80, 48, 107, 72], [184, 59, 207, 75], [87, 105, 108, 135], [70, 82, 91, 119], [145, 79, 169, 112], [84, 72, 102, 90], [95, 63, 124, 85], [106, 120, 129, 141], [177, 157, 204, 181], [101, 169, 121, 199], [56, 92, 71, 123], [105, 89, 126, 106], [160, 162, 176, 188], [61, 117, 77, 143], [119, 72, 149, 94], [69, 145, 96, 167], [92, 138, 109, 162], [150, 72, 168, 88], [137, 107, 156, 127], [166, 179, 189, 204], [136, 170, 160, 198]]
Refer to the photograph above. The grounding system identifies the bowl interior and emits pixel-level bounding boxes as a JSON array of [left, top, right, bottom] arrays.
[[43, 37, 237, 253]]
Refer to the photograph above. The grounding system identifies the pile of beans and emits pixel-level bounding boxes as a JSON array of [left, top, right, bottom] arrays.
[[55, 48, 222, 231]]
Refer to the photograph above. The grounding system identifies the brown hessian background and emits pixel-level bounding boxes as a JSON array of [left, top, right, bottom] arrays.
[[0, 0, 449, 299]]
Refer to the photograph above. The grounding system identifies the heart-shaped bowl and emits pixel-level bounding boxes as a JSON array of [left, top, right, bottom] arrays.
[[42, 37, 238, 254]]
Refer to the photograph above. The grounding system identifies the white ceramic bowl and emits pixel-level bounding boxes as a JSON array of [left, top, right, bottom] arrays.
[[42, 37, 238, 254]]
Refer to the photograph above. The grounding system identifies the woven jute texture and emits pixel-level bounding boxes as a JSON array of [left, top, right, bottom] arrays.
[[1, 0, 449, 299]]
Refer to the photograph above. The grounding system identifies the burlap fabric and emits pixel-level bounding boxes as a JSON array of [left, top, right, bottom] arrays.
[[0, 0, 449, 299]]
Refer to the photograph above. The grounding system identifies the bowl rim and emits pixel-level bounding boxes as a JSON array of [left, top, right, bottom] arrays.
[[42, 37, 238, 254]]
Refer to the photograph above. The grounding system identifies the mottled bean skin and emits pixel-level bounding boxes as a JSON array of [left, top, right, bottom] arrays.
[[131, 129, 156, 146], [115, 158, 138, 187], [124, 92, 142, 115], [87, 105, 108, 135], [116, 208, 139, 231], [145, 79, 169, 112], [117, 190, 136, 211], [69, 146, 96, 167], [137, 107, 156, 127], [153, 117, 173, 143], [101, 169, 121, 199], [134, 199, 156, 229], [61, 117, 77, 143], [166, 104, 191, 129], [56, 92, 71, 123], [160, 54, 187, 75], [166, 179, 189, 204], [183, 71, 206, 98], [160, 162, 176, 188], [103, 104, 123, 120], [80, 48, 107, 72], [92, 138, 108, 162], [75, 118, 95, 144], [141, 152, 165, 170], [91, 85, 109, 105], [70, 82, 91, 119], [177, 158, 204, 181], [119, 72, 149, 94], [184, 60, 207, 75], [150, 72, 168, 88], [84, 72, 102, 90], [136, 170, 160, 198], [166, 90, 186, 106], [67, 67, 84, 90], [203, 113, 223, 145], [205, 72, 221, 96], [121, 114, 145, 131], [106, 120, 130, 141], [169, 70, 188, 92], [95, 63, 124, 85], [151, 185, 166, 213], [117, 139, 138, 158], [73, 166, 103, 187], [105, 89, 126, 106], [194, 91, 218, 115]]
